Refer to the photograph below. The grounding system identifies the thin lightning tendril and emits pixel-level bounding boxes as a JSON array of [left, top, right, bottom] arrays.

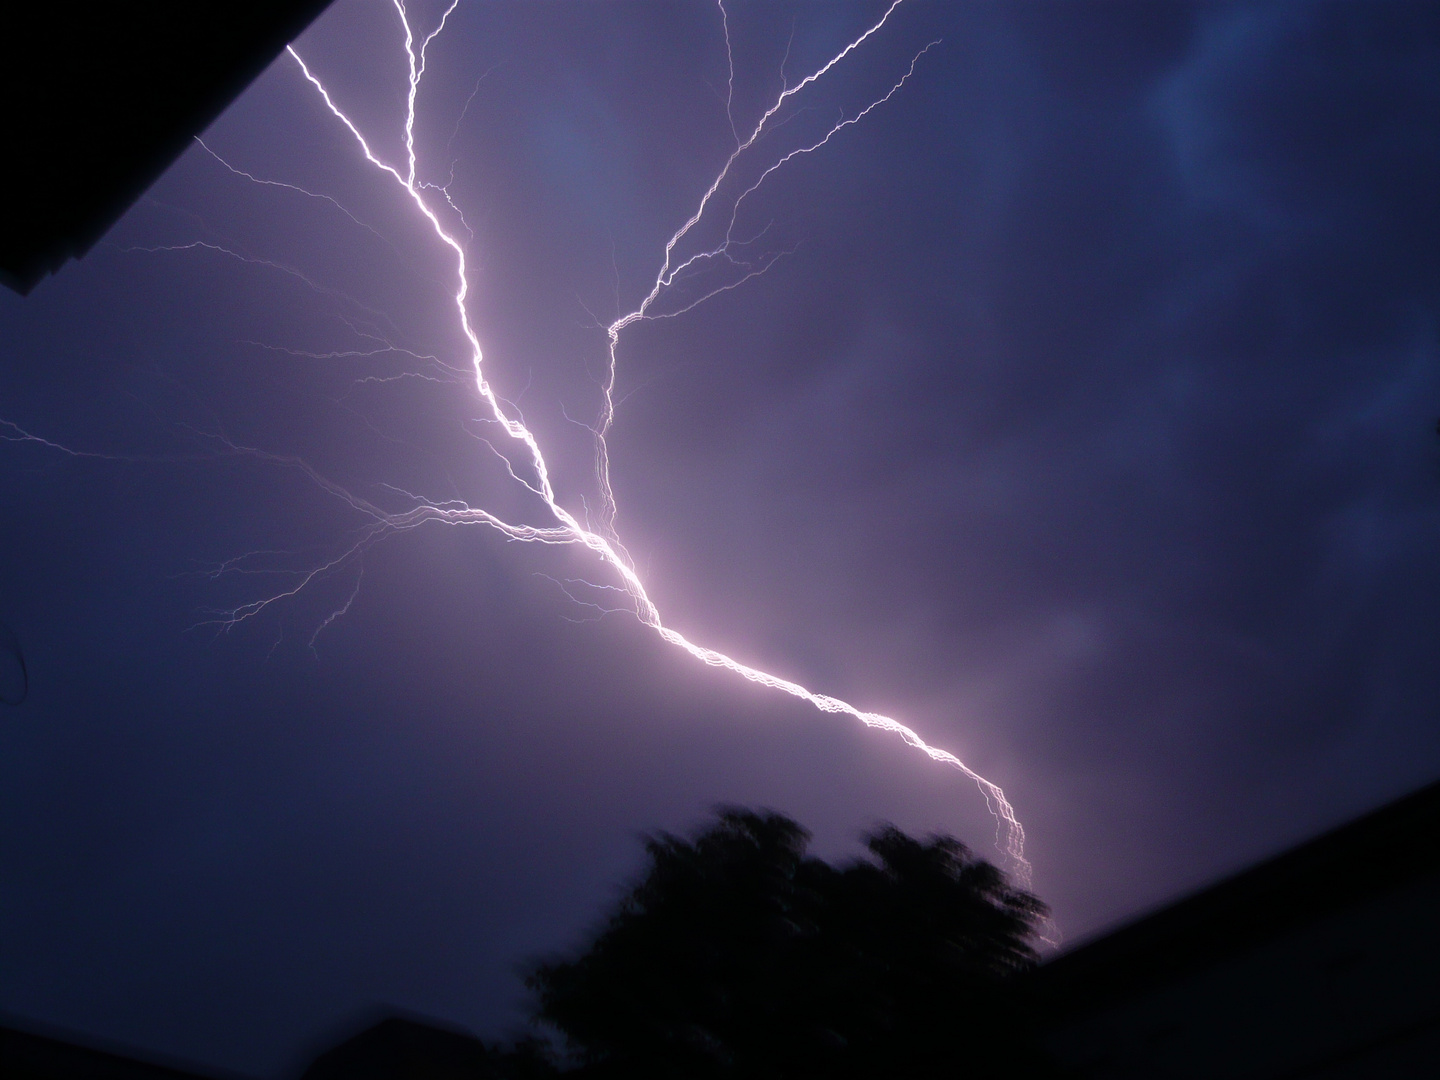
[[194, 137, 391, 242], [115, 1, 1031, 878]]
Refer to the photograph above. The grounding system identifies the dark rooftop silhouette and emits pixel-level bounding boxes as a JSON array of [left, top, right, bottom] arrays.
[[1029, 777, 1440, 1076], [2, 2, 331, 295], [1030, 776, 1440, 1008], [0, 1021, 230, 1080]]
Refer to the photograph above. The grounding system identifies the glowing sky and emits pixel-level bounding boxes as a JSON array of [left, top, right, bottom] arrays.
[[2, 1, 1438, 1074]]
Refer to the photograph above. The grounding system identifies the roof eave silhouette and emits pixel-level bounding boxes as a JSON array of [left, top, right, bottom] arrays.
[[1, 2, 333, 296]]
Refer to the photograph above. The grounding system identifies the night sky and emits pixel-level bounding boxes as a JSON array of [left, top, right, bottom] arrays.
[[2, 0, 1438, 1074]]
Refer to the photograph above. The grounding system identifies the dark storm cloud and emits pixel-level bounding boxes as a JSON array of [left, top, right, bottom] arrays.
[[1, 2, 1437, 1075]]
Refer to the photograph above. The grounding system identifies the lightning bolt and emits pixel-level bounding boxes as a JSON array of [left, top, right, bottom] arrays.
[[81, 1, 1034, 879]]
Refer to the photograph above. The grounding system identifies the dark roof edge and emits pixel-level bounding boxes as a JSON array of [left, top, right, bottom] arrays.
[[1026, 776, 1440, 1015], [2, 1, 333, 296], [0, 1013, 252, 1080]]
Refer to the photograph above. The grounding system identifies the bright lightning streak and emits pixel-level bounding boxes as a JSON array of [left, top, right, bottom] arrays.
[[184, 1, 1030, 879]]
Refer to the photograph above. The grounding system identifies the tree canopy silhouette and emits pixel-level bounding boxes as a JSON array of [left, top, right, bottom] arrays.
[[527, 809, 1050, 1079]]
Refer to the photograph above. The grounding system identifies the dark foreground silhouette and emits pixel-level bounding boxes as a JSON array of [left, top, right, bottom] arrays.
[[15, 782, 1440, 1078], [3, 809, 1054, 1080], [516, 808, 1052, 1078], [304, 809, 1054, 1079]]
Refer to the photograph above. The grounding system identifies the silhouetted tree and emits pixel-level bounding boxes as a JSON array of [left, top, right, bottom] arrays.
[[528, 809, 1051, 1079]]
